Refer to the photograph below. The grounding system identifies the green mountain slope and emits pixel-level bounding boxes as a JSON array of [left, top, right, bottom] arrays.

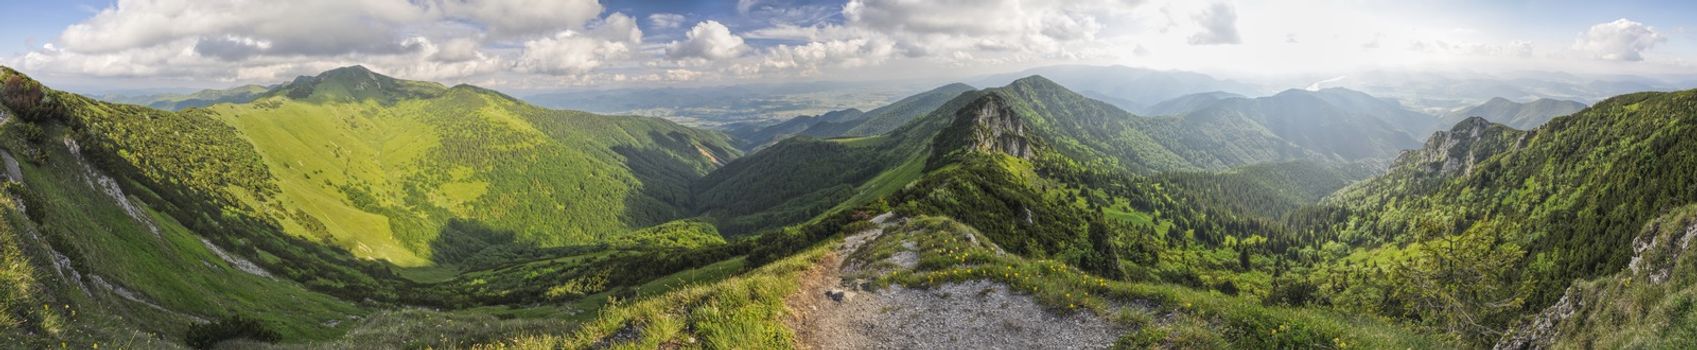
[[204, 66, 739, 266], [0, 65, 747, 346], [728, 108, 863, 150], [948, 76, 1320, 174], [694, 87, 979, 235], [726, 83, 973, 150], [837, 83, 976, 137], [1437, 97, 1587, 130], [1497, 204, 1697, 349], [698, 76, 1331, 236], [1306, 89, 1697, 344], [1, 66, 400, 346]]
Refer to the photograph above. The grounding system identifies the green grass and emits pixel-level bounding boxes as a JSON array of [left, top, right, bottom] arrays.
[[0, 132, 364, 345], [204, 84, 738, 266], [836, 152, 927, 213], [471, 242, 833, 349]]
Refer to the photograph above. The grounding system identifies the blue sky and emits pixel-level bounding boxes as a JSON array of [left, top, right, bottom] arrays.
[[2, 0, 1694, 91]]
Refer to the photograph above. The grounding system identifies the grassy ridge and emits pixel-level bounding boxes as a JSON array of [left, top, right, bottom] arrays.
[[204, 69, 738, 266], [471, 240, 835, 349], [0, 126, 363, 346]]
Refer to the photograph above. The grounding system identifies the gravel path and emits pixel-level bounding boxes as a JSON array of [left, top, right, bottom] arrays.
[[789, 214, 1120, 350]]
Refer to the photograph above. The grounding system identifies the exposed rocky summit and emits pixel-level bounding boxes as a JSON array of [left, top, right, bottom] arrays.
[[955, 94, 1036, 159], [1393, 116, 1526, 178]]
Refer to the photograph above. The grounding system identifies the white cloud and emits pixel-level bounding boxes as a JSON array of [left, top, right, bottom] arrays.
[[1573, 18, 1664, 62], [1187, 2, 1240, 45], [665, 68, 703, 81], [514, 13, 642, 76], [755, 37, 896, 76], [649, 13, 686, 30], [516, 32, 630, 75], [589, 12, 643, 44], [440, 0, 604, 38], [12, 0, 1697, 89], [1408, 40, 1533, 58], [60, 0, 431, 56], [429, 38, 485, 62], [12, 0, 648, 85], [666, 21, 748, 61]]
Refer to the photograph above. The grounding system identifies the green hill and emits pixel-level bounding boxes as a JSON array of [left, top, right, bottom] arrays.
[[203, 65, 739, 266], [728, 108, 863, 150], [837, 83, 976, 137], [698, 75, 1343, 236], [1437, 97, 1587, 130], [1143, 91, 1245, 116], [0, 64, 748, 346], [101, 85, 271, 111], [1179, 88, 1430, 160], [1497, 204, 1697, 349], [1307, 89, 1697, 344], [694, 86, 979, 235], [726, 83, 974, 150]]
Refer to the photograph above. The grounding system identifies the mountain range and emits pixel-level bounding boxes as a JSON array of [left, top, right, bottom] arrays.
[[1436, 97, 1587, 130], [3, 64, 1695, 349]]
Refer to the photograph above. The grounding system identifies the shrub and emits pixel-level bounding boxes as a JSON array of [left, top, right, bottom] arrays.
[[184, 315, 281, 349]]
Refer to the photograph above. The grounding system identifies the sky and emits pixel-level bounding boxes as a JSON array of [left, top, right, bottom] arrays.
[[2, 0, 1695, 92]]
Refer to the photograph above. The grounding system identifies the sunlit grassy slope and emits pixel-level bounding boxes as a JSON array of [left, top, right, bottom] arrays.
[[0, 124, 363, 347], [202, 66, 739, 266]]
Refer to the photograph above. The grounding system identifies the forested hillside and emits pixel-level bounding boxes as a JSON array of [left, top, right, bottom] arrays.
[[1298, 89, 1697, 344]]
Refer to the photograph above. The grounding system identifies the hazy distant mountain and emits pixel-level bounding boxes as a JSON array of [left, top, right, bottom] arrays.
[[1437, 97, 1586, 130], [522, 81, 918, 127], [97, 84, 269, 110], [725, 83, 974, 150], [727, 108, 865, 150], [1143, 91, 1246, 116], [971, 65, 1262, 107], [1297, 69, 1695, 113], [1181, 88, 1432, 160]]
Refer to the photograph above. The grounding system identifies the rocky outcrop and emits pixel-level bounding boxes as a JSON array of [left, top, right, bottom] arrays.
[[1393, 117, 1526, 178], [64, 137, 160, 237], [1495, 206, 1697, 349], [1494, 285, 1585, 350], [956, 94, 1036, 159]]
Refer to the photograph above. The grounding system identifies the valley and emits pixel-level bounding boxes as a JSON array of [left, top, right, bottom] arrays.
[[3, 60, 1696, 350]]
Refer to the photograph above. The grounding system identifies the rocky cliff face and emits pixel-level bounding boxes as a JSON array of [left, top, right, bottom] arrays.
[[1392, 116, 1526, 178], [956, 94, 1035, 159], [1495, 206, 1697, 349]]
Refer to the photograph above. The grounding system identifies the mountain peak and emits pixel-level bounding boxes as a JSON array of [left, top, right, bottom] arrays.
[[1481, 96, 1517, 106], [1008, 75, 1063, 90], [322, 65, 375, 76], [269, 65, 446, 103], [1395, 116, 1522, 177], [931, 93, 1038, 166], [1452, 116, 1494, 130]]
